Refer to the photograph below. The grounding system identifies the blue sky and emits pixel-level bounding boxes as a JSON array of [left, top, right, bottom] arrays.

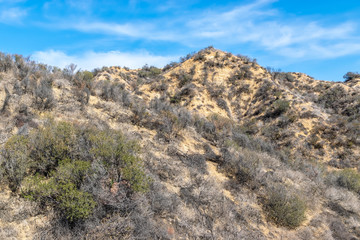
[[1, 0, 360, 81]]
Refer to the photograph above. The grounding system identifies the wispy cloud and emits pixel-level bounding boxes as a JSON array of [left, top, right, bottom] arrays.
[[52, 0, 360, 60], [0, 7, 27, 23], [32, 49, 178, 70], [66, 20, 179, 41]]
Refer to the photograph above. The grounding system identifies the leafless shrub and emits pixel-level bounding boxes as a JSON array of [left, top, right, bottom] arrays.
[[148, 181, 180, 216], [163, 61, 178, 71], [34, 77, 55, 110], [179, 154, 207, 174], [1, 87, 10, 114], [329, 218, 354, 240], [194, 115, 216, 141], [179, 52, 196, 63], [216, 98, 230, 113], [343, 71, 360, 82], [177, 71, 193, 88], [62, 63, 77, 81], [0, 52, 14, 72], [219, 147, 261, 186], [0, 226, 18, 239]]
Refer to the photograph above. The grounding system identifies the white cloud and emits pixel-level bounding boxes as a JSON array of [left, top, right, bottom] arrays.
[[32, 49, 178, 70], [41, 0, 360, 61], [0, 7, 27, 23], [181, 2, 358, 60], [69, 21, 178, 41]]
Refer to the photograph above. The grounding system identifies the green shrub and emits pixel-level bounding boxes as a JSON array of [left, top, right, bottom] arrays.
[[57, 182, 96, 222], [30, 119, 76, 175], [273, 99, 290, 116], [54, 159, 91, 186], [21, 158, 94, 222], [74, 70, 94, 89], [2, 119, 150, 222], [337, 168, 360, 194], [265, 186, 307, 229], [21, 163, 96, 222], [138, 65, 162, 78], [82, 70, 94, 81], [87, 127, 149, 192]]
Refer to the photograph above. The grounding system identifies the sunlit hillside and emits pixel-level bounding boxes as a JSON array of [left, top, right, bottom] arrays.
[[0, 47, 360, 239]]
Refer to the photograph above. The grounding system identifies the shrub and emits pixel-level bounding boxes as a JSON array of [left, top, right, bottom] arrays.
[[0, 52, 12, 72], [194, 115, 216, 141], [254, 80, 272, 99], [265, 186, 307, 229], [2, 119, 150, 222], [219, 147, 260, 186], [0, 135, 30, 191], [207, 84, 224, 99], [235, 84, 251, 95], [1, 87, 10, 114], [138, 65, 162, 78], [273, 99, 290, 115], [317, 86, 346, 112], [87, 127, 150, 192], [75, 87, 90, 107], [272, 72, 295, 82], [34, 78, 55, 110], [263, 99, 290, 119], [74, 70, 94, 90], [155, 110, 184, 141], [62, 63, 77, 80], [178, 71, 193, 88], [343, 72, 360, 82], [216, 98, 230, 113], [21, 160, 96, 222], [193, 52, 206, 62], [237, 54, 253, 64], [337, 168, 360, 194], [179, 52, 195, 63], [57, 182, 96, 222], [209, 113, 233, 134], [30, 120, 76, 175], [163, 61, 178, 71], [308, 135, 323, 149], [329, 219, 353, 240]]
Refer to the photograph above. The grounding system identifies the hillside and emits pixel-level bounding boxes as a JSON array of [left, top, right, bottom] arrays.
[[0, 47, 360, 239]]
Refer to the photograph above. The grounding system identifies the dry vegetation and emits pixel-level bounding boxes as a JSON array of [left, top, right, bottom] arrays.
[[0, 47, 360, 239]]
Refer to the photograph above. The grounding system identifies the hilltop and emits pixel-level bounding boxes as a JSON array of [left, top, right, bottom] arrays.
[[0, 47, 359, 239]]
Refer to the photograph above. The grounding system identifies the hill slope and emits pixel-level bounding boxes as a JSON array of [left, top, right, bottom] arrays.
[[0, 47, 360, 239]]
